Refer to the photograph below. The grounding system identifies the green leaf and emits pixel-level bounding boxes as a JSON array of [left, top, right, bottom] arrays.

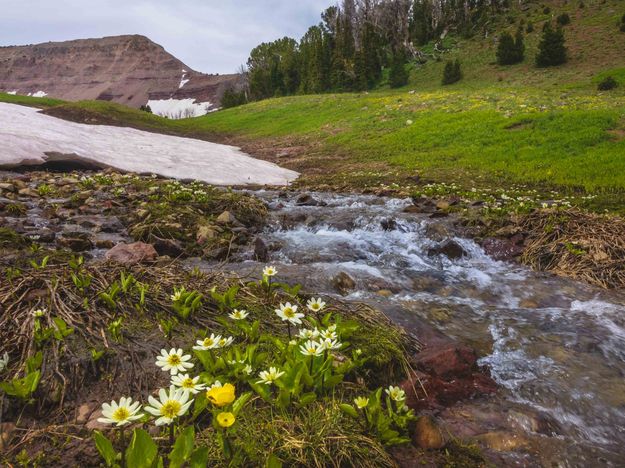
[[189, 447, 209, 468], [93, 431, 120, 467], [232, 391, 252, 415], [339, 404, 359, 419], [298, 392, 317, 406], [169, 426, 195, 468], [25, 351, 43, 373], [126, 429, 158, 468]]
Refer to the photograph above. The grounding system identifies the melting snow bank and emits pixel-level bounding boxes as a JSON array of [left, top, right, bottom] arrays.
[[0, 103, 299, 186], [147, 98, 216, 119]]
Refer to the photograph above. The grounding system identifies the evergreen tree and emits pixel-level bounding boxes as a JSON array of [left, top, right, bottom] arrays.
[[221, 88, 248, 108], [389, 51, 410, 88], [514, 28, 525, 62], [536, 23, 567, 67], [496, 32, 517, 65], [556, 13, 571, 26], [442, 59, 462, 85]]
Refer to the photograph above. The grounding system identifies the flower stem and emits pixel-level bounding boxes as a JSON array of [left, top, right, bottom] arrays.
[[287, 322, 292, 340], [309, 355, 314, 375], [169, 423, 175, 450]]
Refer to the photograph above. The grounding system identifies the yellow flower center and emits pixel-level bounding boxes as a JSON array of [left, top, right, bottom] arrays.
[[311, 304, 320, 311], [217, 412, 235, 428], [284, 308, 294, 318], [161, 400, 182, 419], [112, 407, 130, 422], [182, 378, 195, 389], [219, 339, 226, 346], [307, 347, 316, 354], [168, 354, 181, 366], [203, 338, 214, 347]]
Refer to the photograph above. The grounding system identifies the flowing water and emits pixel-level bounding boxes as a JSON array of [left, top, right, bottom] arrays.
[[222, 190, 625, 466]]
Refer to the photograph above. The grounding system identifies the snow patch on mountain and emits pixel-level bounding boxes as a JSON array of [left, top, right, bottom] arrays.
[[147, 98, 217, 119]]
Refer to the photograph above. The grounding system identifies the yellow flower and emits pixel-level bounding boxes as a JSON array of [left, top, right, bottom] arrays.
[[206, 383, 236, 407], [216, 412, 236, 428]]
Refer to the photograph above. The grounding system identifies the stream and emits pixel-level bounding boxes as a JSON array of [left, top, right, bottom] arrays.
[[217, 190, 625, 467]]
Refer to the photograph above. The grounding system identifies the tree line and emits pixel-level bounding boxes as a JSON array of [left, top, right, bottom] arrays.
[[241, 0, 513, 102]]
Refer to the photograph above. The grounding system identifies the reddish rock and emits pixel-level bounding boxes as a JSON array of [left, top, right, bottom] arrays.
[[413, 416, 446, 450], [482, 238, 524, 261], [415, 344, 478, 378], [105, 242, 157, 265]]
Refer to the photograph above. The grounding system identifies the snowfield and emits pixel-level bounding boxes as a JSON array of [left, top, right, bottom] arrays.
[[0, 103, 299, 186]]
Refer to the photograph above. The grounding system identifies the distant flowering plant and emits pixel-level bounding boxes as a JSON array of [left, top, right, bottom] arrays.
[[275, 302, 304, 325], [262, 266, 277, 277], [193, 334, 221, 351], [256, 367, 285, 386], [306, 298, 326, 313], [171, 374, 206, 395], [228, 309, 249, 320]]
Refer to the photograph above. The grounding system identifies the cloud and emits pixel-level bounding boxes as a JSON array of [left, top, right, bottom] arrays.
[[0, 0, 333, 73]]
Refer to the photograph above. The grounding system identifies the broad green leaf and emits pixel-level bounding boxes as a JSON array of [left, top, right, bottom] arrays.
[[169, 426, 195, 468], [126, 429, 158, 468], [93, 431, 120, 468], [339, 403, 359, 419]]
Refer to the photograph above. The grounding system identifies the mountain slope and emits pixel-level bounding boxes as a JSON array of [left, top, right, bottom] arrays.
[[0, 35, 242, 113]]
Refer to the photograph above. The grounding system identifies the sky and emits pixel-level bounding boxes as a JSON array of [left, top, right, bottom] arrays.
[[0, 0, 332, 74]]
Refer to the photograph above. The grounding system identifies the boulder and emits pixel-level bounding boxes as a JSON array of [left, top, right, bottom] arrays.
[[58, 232, 93, 251], [295, 194, 325, 206], [413, 416, 445, 450], [381, 218, 398, 231], [427, 240, 467, 260], [414, 344, 478, 379], [152, 237, 184, 257], [482, 238, 524, 261], [196, 225, 219, 244], [105, 242, 158, 265], [216, 211, 238, 225], [254, 237, 269, 262]]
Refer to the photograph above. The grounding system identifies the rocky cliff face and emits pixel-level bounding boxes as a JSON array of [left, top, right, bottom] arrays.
[[0, 35, 242, 115]]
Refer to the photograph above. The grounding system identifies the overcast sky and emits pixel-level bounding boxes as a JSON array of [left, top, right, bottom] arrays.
[[0, 0, 332, 74]]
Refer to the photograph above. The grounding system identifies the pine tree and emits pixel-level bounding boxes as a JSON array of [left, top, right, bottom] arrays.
[[536, 23, 567, 67], [496, 32, 517, 65], [442, 59, 462, 85], [389, 51, 409, 88], [514, 28, 525, 62]]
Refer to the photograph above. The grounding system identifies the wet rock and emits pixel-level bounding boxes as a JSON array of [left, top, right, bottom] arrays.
[[58, 232, 93, 251], [402, 205, 423, 214], [0, 182, 16, 192], [415, 344, 478, 379], [295, 194, 326, 206], [413, 416, 445, 450], [254, 237, 269, 262], [100, 217, 125, 233], [381, 218, 398, 231], [475, 431, 529, 452], [427, 240, 467, 260], [436, 200, 450, 211], [331, 271, 356, 295], [105, 242, 158, 265], [153, 237, 184, 257], [482, 238, 524, 261], [519, 298, 539, 309], [429, 211, 449, 219], [507, 409, 562, 436], [425, 223, 450, 241], [95, 239, 115, 249], [377, 289, 393, 298], [216, 210, 239, 225]]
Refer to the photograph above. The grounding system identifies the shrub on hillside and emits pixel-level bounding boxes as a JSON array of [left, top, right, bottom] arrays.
[[221, 88, 248, 109], [597, 76, 618, 91], [557, 13, 571, 26], [139, 105, 152, 114], [389, 52, 410, 88], [620, 13, 625, 32], [536, 23, 567, 67], [442, 59, 462, 85], [497, 30, 525, 65]]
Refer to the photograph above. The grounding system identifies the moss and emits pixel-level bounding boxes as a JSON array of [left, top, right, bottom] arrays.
[[0, 227, 27, 248]]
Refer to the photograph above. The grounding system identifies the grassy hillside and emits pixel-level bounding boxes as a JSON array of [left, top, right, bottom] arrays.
[[1, 0, 624, 209]]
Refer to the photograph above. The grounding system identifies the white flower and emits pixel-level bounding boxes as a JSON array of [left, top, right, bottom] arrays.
[[299, 340, 323, 357], [355, 348, 362, 356], [327, 324, 337, 333], [228, 309, 249, 320], [385, 385, 406, 402], [320, 329, 338, 340], [256, 367, 285, 385], [217, 336, 234, 348], [97, 397, 143, 427], [306, 298, 326, 312], [320, 338, 342, 351], [193, 334, 222, 351], [289, 339, 297, 346], [144, 386, 193, 426], [263, 265, 277, 277], [32, 308, 46, 318], [155, 348, 194, 375], [0, 352, 9, 372], [171, 374, 206, 395], [298, 328, 320, 340], [275, 302, 305, 325], [243, 364, 253, 375]]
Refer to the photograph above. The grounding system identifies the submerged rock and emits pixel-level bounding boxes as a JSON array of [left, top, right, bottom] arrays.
[[105, 242, 158, 265], [254, 237, 269, 262], [295, 194, 326, 206], [482, 237, 524, 261], [332, 271, 356, 295]]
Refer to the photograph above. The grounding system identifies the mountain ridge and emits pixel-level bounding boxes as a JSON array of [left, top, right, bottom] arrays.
[[0, 34, 243, 113]]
